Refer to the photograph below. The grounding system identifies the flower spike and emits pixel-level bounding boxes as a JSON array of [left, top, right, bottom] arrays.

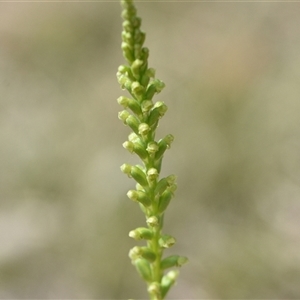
[[117, 0, 187, 298]]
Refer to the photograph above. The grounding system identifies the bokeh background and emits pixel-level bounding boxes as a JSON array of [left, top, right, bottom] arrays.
[[1, 1, 300, 299]]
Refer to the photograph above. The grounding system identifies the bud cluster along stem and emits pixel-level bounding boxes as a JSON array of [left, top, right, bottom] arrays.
[[117, 1, 187, 299]]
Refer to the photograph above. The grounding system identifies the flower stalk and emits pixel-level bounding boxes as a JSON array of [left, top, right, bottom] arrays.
[[117, 1, 187, 299]]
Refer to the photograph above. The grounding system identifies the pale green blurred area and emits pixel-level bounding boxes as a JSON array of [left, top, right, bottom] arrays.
[[1, 1, 300, 299]]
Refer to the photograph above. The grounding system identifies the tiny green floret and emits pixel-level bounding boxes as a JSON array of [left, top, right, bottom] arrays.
[[117, 0, 187, 299]]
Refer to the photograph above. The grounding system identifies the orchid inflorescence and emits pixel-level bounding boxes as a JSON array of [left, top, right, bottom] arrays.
[[117, 1, 187, 299]]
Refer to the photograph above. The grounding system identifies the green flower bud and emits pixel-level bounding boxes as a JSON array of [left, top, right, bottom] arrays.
[[146, 141, 158, 155], [145, 83, 157, 100], [135, 30, 146, 47], [131, 59, 144, 79], [148, 282, 161, 299], [155, 177, 168, 196], [148, 102, 168, 128], [157, 187, 174, 214], [154, 158, 163, 174], [154, 79, 165, 93], [146, 216, 159, 227], [140, 47, 149, 63], [133, 16, 141, 29], [147, 168, 158, 182], [155, 134, 174, 160], [146, 68, 156, 78], [141, 100, 153, 113], [161, 270, 179, 298], [122, 140, 134, 153], [138, 123, 150, 136], [117, 96, 142, 116], [129, 246, 156, 263], [129, 227, 153, 240], [125, 115, 140, 135], [155, 175, 176, 196], [127, 189, 151, 207], [122, 20, 133, 32], [140, 73, 150, 87], [128, 132, 139, 142], [117, 64, 131, 75], [130, 165, 148, 187], [121, 41, 134, 62], [131, 81, 145, 100], [146, 79, 165, 99], [117, 73, 133, 91], [118, 110, 130, 124], [121, 9, 131, 21], [132, 140, 148, 160], [160, 255, 189, 270], [140, 247, 156, 262], [134, 258, 152, 283], [159, 235, 176, 248], [117, 74, 128, 90], [120, 163, 132, 177]]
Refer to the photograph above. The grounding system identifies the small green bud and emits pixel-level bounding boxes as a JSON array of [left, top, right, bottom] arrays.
[[131, 81, 145, 100], [146, 68, 156, 78], [161, 270, 179, 298], [130, 165, 148, 187], [122, 140, 134, 153], [129, 246, 156, 263], [138, 123, 150, 136], [116, 72, 126, 85], [140, 73, 150, 87], [132, 141, 148, 160], [122, 20, 133, 33], [117, 96, 142, 116], [155, 175, 176, 196], [154, 79, 165, 93], [154, 158, 163, 174], [159, 235, 176, 248], [117, 64, 131, 75], [127, 190, 151, 207], [160, 255, 189, 270], [145, 83, 156, 100], [141, 100, 153, 113], [134, 258, 152, 283], [146, 79, 165, 99], [140, 47, 149, 63], [117, 73, 132, 90], [121, 41, 134, 62], [129, 227, 153, 240], [147, 168, 158, 182], [135, 30, 146, 47], [146, 216, 159, 227], [131, 59, 144, 79], [121, 9, 132, 21], [157, 187, 174, 214], [133, 16, 141, 29], [148, 102, 168, 128], [146, 141, 158, 155], [128, 132, 139, 142], [118, 110, 130, 124], [148, 282, 161, 299], [155, 134, 174, 160], [155, 177, 168, 196], [125, 115, 140, 135], [120, 163, 132, 177]]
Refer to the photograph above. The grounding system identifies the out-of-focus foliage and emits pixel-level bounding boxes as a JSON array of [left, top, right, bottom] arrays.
[[1, 2, 300, 299]]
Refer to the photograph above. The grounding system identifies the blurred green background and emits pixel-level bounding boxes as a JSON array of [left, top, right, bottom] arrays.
[[1, 1, 300, 299]]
